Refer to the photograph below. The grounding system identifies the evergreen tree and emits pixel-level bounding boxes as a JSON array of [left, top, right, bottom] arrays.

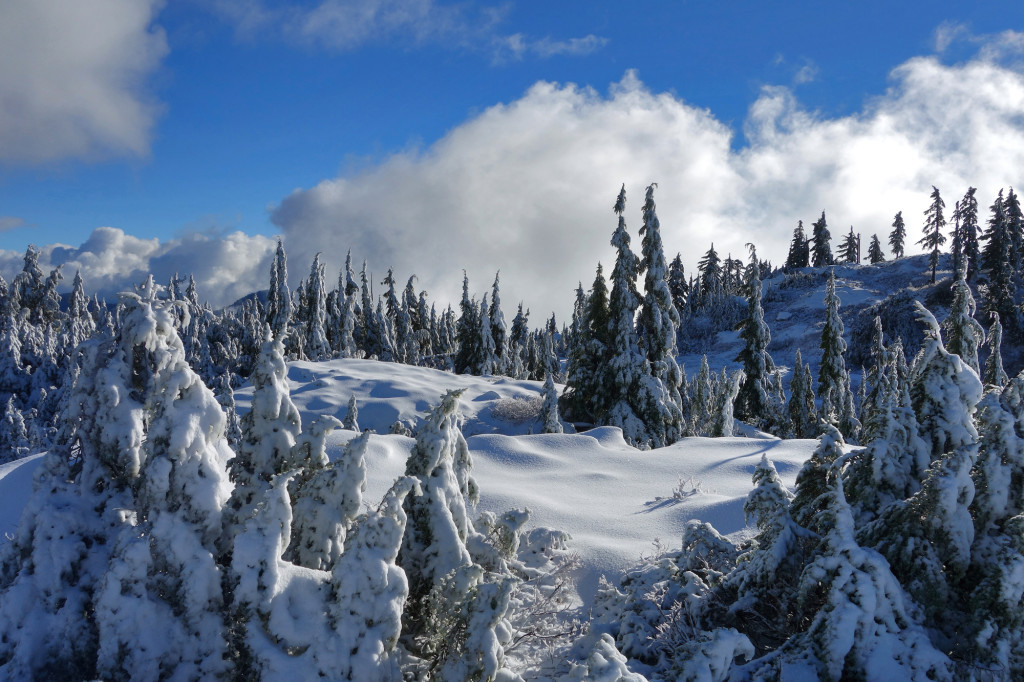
[[667, 253, 689, 314], [943, 267, 984, 375], [343, 394, 360, 431], [490, 273, 508, 374], [787, 349, 817, 438], [1006, 187, 1024, 282], [541, 373, 563, 434], [918, 186, 947, 283], [637, 183, 685, 442], [562, 263, 611, 423], [982, 313, 1008, 387], [866, 233, 885, 264], [818, 270, 860, 440], [454, 272, 482, 375], [889, 211, 907, 259], [690, 355, 715, 436], [709, 369, 744, 437], [952, 187, 980, 282], [303, 253, 331, 361], [981, 189, 1021, 339], [266, 239, 291, 339], [837, 226, 859, 264], [697, 243, 723, 303], [810, 211, 833, 267], [785, 220, 810, 269], [735, 270, 783, 432]]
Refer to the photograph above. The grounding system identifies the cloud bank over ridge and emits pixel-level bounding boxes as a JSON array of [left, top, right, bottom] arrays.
[[6, 36, 1024, 319]]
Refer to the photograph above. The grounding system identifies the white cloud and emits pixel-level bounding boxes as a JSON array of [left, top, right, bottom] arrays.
[[9, 37, 1024, 323], [207, 0, 604, 61], [0, 0, 168, 164], [0, 217, 26, 233], [0, 227, 276, 308], [496, 33, 609, 62], [268, 51, 1024, 322]]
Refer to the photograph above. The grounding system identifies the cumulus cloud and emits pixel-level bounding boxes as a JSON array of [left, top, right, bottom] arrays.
[[0, 0, 167, 164], [0, 227, 276, 308], [268, 50, 1024, 322]]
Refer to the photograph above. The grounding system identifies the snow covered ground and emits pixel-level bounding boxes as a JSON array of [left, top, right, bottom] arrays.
[[0, 357, 818, 617]]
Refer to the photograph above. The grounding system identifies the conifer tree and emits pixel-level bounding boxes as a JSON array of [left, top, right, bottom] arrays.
[[787, 349, 817, 438], [1006, 187, 1024, 281], [697, 243, 723, 303], [952, 187, 980, 282], [637, 183, 685, 441], [735, 270, 783, 432], [810, 211, 833, 267], [476, 297, 497, 375], [837, 226, 859, 264], [866, 233, 885, 264], [981, 189, 1021, 339], [541, 373, 564, 434], [562, 263, 611, 423], [603, 185, 679, 448], [489, 273, 508, 374], [668, 253, 689, 314], [785, 220, 810, 269], [303, 253, 332, 360], [943, 267, 984, 375], [790, 424, 844, 534], [454, 272, 482, 375], [918, 186, 947, 283], [889, 211, 906, 259], [690, 355, 715, 436], [343, 394, 360, 431], [709, 369, 744, 437], [818, 270, 860, 440], [266, 239, 291, 339], [982, 313, 1008, 387], [765, 475, 953, 680]]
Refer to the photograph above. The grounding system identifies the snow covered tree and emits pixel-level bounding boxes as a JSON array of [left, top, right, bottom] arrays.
[[952, 187, 981, 283], [343, 394, 360, 431], [303, 252, 331, 360], [489, 272, 509, 374], [918, 186, 947, 284], [541, 373, 564, 434], [603, 185, 681, 448], [724, 455, 815, 649], [637, 184, 685, 442], [909, 303, 983, 461], [690, 355, 715, 436], [224, 334, 303, 541], [709, 369, 744, 437], [756, 475, 953, 680], [981, 189, 1021, 340], [562, 263, 611, 423], [735, 270, 784, 433], [889, 210, 906, 259], [454, 272, 482, 375], [983, 313, 1008, 387], [787, 349, 817, 438], [790, 424, 845, 534], [810, 211, 833, 267], [866, 233, 885, 264], [668, 252, 689, 314], [837, 226, 859, 264], [785, 220, 810, 269], [90, 281, 234, 680], [0, 395, 29, 462], [476, 297, 498, 375], [943, 267, 984, 375], [817, 270, 860, 441], [697, 243, 723, 303], [398, 390, 517, 678], [216, 372, 243, 449], [266, 238, 291, 339]]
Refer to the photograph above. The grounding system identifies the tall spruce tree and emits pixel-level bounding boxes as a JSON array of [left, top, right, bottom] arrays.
[[266, 239, 291, 339], [918, 186, 947, 283], [735, 270, 783, 433], [982, 313, 1008, 387], [952, 187, 980, 282], [943, 267, 984, 375], [636, 183, 685, 441], [818, 270, 860, 441], [837, 226, 859, 264], [866, 233, 885, 264], [889, 211, 907, 259], [810, 211, 833, 267], [981, 189, 1020, 340], [785, 220, 810, 269]]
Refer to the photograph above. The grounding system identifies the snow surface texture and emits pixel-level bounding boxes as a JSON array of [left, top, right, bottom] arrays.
[[0, 358, 815, 613]]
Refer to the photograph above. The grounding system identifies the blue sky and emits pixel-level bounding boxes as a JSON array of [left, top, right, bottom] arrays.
[[2, 1, 1024, 316]]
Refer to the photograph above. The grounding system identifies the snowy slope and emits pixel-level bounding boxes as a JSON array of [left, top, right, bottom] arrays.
[[244, 358, 818, 604], [0, 358, 818, 614]]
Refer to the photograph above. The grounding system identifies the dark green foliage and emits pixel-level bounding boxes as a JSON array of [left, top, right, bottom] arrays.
[[889, 211, 906, 259], [918, 186, 947, 284], [785, 220, 810, 269], [810, 211, 833, 267]]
